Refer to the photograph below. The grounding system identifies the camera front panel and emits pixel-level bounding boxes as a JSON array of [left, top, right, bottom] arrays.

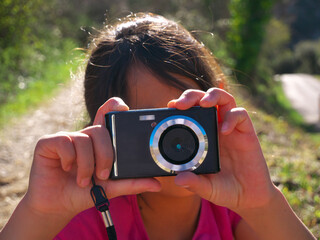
[[106, 111, 160, 179], [106, 107, 220, 179]]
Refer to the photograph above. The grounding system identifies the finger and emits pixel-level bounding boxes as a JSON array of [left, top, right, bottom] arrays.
[[99, 178, 162, 199], [167, 89, 205, 110], [199, 88, 236, 108], [175, 172, 214, 201], [35, 133, 76, 172], [69, 132, 95, 188], [220, 107, 254, 135], [199, 88, 236, 120], [81, 125, 114, 181], [93, 97, 129, 125]]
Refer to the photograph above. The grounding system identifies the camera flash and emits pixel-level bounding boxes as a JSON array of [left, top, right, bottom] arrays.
[[139, 115, 155, 121]]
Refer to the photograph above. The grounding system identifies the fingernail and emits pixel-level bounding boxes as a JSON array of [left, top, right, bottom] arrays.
[[221, 122, 229, 133], [167, 99, 176, 106], [65, 164, 72, 172], [80, 177, 91, 187], [99, 169, 109, 180]]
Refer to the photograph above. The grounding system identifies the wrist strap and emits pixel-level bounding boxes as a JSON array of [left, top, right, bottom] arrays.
[[90, 177, 117, 240]]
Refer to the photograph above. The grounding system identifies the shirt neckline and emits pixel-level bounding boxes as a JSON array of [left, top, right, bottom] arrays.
[[129, 194, 207, 239]]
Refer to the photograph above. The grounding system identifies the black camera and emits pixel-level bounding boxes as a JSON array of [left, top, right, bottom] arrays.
[[105, 107, 220, 179]]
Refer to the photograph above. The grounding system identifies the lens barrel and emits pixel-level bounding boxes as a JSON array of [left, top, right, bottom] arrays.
[[149, 115, 208, 173], [159, 125, 199, 165]]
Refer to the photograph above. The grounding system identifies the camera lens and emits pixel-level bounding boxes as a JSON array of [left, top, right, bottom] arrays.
[[150, 115, 208, 173], [159, 125, 199, 165]]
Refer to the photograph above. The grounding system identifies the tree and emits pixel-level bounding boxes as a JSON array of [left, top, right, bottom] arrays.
[[227, 0, 274, 90]]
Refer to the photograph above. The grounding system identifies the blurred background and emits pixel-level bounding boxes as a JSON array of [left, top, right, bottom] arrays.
[[0, 0, 320, 237], [1, 0, 320, 125]]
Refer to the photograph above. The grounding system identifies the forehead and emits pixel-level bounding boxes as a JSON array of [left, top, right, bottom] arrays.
[[126, 64, 200, 109]]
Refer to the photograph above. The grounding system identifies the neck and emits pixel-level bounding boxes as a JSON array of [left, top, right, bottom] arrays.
[[137, 192, 201, 240]]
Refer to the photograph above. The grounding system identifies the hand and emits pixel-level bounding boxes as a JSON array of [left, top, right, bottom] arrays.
[[24, 97, 161, 219], [168, 88, 276, 212]]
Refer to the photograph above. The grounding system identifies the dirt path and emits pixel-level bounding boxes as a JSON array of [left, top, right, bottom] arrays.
[[277, 74, 320, 125], [0, 79, 85, 228]]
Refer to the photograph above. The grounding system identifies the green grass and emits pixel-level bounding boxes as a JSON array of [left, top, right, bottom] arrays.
[[247, 102, 320, 238], [272, 84, 305, 125], [230, 79, 320, 238], [309, 133, 320, 145], [0, 46, 83, 128]]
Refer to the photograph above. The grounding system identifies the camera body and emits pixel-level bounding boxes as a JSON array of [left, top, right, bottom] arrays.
[[105, 106, 220, 179]]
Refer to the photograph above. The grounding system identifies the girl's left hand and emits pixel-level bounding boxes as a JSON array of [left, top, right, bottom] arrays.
[[167, 88, 276, 213]]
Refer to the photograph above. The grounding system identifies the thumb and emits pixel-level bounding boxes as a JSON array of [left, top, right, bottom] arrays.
[[175, 172, 214, 202]]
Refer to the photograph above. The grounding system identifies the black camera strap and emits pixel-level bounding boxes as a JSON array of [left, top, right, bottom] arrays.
[[90, 177, 117, 240]]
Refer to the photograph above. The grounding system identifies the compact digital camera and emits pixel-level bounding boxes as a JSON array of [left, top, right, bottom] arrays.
[[105, 107, 220, 179]]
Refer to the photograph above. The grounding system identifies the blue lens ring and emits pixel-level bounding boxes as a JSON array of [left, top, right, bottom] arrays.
[[149, 115, 208, 173]]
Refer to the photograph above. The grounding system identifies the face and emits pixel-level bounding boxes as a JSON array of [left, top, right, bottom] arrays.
[[126, 63, 201, 197]]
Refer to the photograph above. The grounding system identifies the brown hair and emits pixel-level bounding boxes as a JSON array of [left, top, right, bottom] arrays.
[[84, 12, 226, 124]]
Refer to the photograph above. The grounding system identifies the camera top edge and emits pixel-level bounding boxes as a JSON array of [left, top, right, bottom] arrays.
[[105, 106, 217, 116]]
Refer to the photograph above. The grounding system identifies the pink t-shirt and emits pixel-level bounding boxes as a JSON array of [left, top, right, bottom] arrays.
[[55, 195, 241, 240]]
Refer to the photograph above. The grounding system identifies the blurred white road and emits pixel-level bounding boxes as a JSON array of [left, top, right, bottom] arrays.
[[277, 74, 320, 124]]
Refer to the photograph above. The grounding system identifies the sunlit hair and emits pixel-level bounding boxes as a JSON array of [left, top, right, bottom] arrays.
[[84, 12, 226, 124]]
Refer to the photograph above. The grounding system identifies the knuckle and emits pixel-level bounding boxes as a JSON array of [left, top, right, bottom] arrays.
[[183, 89, 202, 95], [101, 126, 111, 137], [55, 133, 73, 148], [182, 89, 205, 100], [206, 88, 221, 99], [207, 87, 227, 95], [235, 107, 248, 114], [37, 134, 52, 144], [35, 134, 52, 150], [183, 89, 195, 95], [207, 87, 219, 94], [77, 133, 92, 146], [83, 125, 110, 141], [230, 107, 249, 119]]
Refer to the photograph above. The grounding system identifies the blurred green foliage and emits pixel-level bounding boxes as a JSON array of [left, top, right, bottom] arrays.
[[225, 0, 300, 125], [260, 18, 291, 73], [0, 0, 75, 105], [0, 0, 44, 48], [0, 0, 232, 107], [1, 0, 319, 106], [289, 0, 320, 46], [294, 40, 320, 75], [227, 0, 274, 89], [260, 18, 320, 75]]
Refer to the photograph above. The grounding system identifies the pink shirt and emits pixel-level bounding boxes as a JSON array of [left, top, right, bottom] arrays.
[[55, 195, 241, 240]]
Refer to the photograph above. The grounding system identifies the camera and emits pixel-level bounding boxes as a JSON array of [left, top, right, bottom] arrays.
[[105, 106, 220, 179]]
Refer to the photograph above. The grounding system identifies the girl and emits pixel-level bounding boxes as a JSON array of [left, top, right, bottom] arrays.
[[0, 13, 315, 240]]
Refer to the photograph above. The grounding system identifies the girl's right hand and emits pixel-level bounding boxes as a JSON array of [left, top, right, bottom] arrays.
[[23, 97, 161, 219]]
